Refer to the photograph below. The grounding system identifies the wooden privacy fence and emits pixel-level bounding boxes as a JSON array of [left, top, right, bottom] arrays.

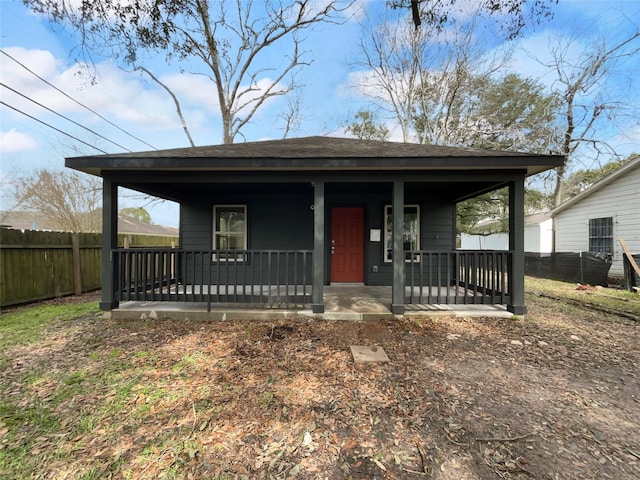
[[0, 228, 177, 308]]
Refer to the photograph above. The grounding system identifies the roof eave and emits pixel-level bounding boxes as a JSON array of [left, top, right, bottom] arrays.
[[65, 156, 563, 178]]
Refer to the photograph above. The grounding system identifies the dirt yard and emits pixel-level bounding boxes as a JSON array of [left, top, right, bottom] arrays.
[[1, 290, 639, 479]]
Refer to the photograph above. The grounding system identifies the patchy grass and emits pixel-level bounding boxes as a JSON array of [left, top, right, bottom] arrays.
[[0, 300, 99, 350], [526, 275, 640, 319], [0, 285, 639, 479]]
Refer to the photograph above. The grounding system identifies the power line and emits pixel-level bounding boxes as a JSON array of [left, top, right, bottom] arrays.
[[1, 101, 109, 154], [0, 49, 158, 151], [1, 82, 132, 152]]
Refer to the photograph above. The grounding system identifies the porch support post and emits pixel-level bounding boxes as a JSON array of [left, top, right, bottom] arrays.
[[100, 176, 119, 311], [508, 177, 526, 315], [391, 180, 405, 314], [312, 181, 325, 313]]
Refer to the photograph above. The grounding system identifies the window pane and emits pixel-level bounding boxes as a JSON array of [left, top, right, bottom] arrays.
[[404, 206, 418, 233], [404, 233, 418, 250], [217, 207, 245, 232], [216, 234, 245, 250]]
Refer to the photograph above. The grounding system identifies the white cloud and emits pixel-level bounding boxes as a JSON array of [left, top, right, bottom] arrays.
[[162, 73, 220, 113], [0, 129, 39, 152], [74, 63, 184, 130], [0, 46, 61, 82], [5, 51, 285, 135], [1, 44, 294, 154], [0, 46, 202, 135]]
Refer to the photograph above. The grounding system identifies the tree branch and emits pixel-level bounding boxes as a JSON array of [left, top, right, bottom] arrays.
[[135, 66, 195, 147]]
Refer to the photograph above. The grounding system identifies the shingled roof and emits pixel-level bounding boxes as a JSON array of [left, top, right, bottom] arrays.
[[67, 136, 563, 176]]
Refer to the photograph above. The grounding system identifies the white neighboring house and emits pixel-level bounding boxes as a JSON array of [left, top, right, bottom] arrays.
[[460, 212, 553, 253], [552, 156, 640, 278]]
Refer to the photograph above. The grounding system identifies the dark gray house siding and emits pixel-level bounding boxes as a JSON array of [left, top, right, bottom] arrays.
[[180, 181, 455, 287], [179, 185, 314, 286], [180, 186, 314, 252]]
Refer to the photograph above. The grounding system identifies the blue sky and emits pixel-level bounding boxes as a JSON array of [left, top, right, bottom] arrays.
[[1, 0, 639, 227]]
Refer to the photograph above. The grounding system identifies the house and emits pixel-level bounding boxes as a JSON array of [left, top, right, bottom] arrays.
[[117, 216, 178, 237], [0, 210, 178, 236], [0, 210, 93, 232], [460, 212, 553, 253], [523, 212, 554, 253], [66, 136, 562, 316], [553, 155, 640, 279]]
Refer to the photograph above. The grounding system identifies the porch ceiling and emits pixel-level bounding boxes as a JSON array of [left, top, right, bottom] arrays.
[[116, 179, 505, 204]]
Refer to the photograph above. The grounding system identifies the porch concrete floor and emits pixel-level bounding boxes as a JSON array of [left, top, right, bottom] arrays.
[[108, 285, 513, 321]]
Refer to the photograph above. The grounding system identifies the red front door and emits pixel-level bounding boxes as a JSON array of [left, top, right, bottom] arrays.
[[330, 207, 365, 283]]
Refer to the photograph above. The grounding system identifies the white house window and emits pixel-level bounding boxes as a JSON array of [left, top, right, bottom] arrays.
[[588, 217, 613, 255], [384, 205, 419, 262], [213, 205, 247, 259]]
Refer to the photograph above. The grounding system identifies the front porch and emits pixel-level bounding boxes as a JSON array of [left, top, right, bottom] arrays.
[[104, 248, 515, 319], [108, 284, 512, 321]]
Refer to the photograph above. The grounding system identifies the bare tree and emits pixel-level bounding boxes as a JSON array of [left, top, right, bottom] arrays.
[[411, 23, 512, 147], [541, 30, 640, 206], [353, 11, 425, 142], [14, 170, 101, 232], [351, 8, 509, 144], [25, 0, 353, 144], [276, 90, 304, 139], [134, 66, 196, 147]]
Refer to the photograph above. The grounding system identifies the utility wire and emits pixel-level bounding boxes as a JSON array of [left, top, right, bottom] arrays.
[[0, 49, 158, 151], [1, 101, 109, 154], [1, 82, 132, 152]]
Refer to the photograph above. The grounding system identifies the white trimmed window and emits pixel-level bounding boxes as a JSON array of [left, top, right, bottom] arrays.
[[213, 205, 247, 259], [384, 205, 419, 262]]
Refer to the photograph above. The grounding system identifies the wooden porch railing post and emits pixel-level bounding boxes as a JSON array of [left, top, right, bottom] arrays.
[[508, 177, 526, 315], [312, 181, 325, 313], [100, 177, 119, 311], [391, 180, 405, 314]]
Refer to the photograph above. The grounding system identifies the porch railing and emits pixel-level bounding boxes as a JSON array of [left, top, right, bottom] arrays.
[[406, 250, 512, 305], [113, 249, 313, 309], [112, 248, 512, 310]]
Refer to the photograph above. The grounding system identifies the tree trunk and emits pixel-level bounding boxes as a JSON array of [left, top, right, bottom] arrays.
[[553, 163, 566, 208]]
